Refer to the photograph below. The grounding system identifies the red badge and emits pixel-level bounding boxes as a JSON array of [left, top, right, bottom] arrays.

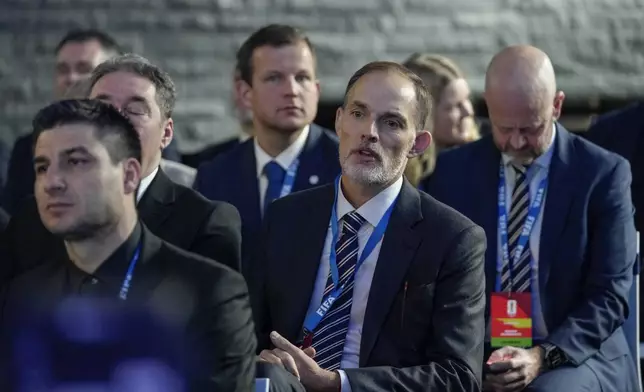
[[490, 292, 532, 348]]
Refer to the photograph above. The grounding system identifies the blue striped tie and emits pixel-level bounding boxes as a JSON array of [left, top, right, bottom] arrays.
[[311, 211, 365, 370], [501, 165, 532, 293]]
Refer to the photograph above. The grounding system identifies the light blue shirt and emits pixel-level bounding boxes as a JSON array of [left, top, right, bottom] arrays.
[[498, 124, 556, 340]]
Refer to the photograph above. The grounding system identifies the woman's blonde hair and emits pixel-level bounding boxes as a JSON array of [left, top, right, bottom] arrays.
[[402, 53, 479, 186]]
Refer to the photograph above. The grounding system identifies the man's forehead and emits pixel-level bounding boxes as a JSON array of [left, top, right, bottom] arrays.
[[252, 43, 315, 69], [36, 124, 97, 148], [349, 73, 416, 111], [57, 40, 105, 60], [90, 72, 156, 98]]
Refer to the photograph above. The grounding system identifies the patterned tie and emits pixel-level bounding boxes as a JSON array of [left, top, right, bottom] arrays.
[[263, 161, 285, 213], [311, 211, 365, 370], [501, 164, 532, 293]]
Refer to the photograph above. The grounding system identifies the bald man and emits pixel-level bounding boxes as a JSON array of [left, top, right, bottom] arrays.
[[423, 45, 638, 392]]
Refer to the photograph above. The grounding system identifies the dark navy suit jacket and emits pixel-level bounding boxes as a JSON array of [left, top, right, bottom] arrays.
[[584, 102, 644, 233], [193, 124, 341, 274], [423, 125, 638, 391]]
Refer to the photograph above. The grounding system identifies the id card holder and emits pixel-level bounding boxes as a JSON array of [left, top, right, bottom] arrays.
[[490, 292, 532, 348]]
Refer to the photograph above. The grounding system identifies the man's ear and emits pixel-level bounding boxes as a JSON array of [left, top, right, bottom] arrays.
[[408, 130, 432, 158], [123, 157, 142, 196], [334, 106, 344, 138], [240, 80, 254, 111]]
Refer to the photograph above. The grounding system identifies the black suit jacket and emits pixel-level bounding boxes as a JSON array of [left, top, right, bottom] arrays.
[[1, 134, 181, 215], [194, 124, 341, 274], [0, 168, 242, 286], [1, 224, 256, 391], [251, 179, 487, 392]]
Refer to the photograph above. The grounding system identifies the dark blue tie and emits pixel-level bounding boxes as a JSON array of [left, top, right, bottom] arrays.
[[263, 161, 285, 213], [311, 211, 365, 370], [501, 164, 532, 293]]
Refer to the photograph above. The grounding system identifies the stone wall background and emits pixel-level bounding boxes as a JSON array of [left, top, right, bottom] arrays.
[[1, 0, 644, 152]]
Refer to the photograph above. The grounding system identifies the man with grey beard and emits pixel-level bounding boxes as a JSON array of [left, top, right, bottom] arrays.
[[249, 61, 486, 392]]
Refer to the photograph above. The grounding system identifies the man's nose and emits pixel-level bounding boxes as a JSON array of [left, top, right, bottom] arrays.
[[509, 133, 527, 149], [42, 168, 66, 194], [282, 76, 299, 96], [360, 120, 379, 143]]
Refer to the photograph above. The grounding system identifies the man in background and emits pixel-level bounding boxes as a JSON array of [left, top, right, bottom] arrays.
[[194, 24, 341, 272], [425, 45, 638, 392], [2, 29, 181, 214]]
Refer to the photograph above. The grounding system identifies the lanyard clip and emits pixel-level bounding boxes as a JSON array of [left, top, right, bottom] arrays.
[[301, 329, 314, 349]]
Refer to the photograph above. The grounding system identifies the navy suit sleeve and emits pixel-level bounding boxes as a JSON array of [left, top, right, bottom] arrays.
[[547, 158, 637, 365]]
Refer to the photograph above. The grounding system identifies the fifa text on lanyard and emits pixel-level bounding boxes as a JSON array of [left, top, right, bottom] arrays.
[[118, 244, 142, 300], [300, 175, 397, 347], [279, 158, 300, 198], [490, 162, 547, 348], [496, 163, 547, 292]]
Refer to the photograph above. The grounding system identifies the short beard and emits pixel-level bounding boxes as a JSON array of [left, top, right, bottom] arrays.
[[341, 152, 408, 188], [53, 220, 114, 242]]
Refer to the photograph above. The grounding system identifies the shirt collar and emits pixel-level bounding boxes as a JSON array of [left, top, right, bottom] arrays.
[[335, 176, 404, 228], [137, 166, 159, 202], [502, 122, 557, 169], [254, 125, 310, 178], [67, 222, 143, 289]]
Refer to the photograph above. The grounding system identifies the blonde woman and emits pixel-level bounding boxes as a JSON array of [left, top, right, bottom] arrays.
[[403, 53, 480, 186]]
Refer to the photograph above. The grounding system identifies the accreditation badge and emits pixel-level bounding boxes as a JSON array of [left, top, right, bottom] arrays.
[[490, 292, 532, 348]]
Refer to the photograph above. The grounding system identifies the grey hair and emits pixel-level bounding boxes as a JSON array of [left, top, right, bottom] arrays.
[[87, 53, 176, 118]]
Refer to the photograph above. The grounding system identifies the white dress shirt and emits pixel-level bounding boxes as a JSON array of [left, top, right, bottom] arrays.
[[254, 125, 309, 212], [497, 124, 556, 340], [305, 175, 404, 392], [136, 166, 159, 203]]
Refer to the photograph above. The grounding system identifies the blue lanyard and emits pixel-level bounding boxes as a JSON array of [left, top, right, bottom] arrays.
[[496, 163, 547, 291], [279, 158, 299, 198], [302, 175, 397, 335], [118, 244, 142, 300]]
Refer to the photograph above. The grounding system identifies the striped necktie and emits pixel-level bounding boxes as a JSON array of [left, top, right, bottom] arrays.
[[311, 211, 365, 370], [501, 164, 532, 293]]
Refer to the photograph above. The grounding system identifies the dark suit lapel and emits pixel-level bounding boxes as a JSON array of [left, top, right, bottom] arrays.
[[236, 141, 262, 232], [471, 137, 502, 296], [287, 185, 335, 341], [538, 125, 575, 293], [359, 180, 423, 365], [137, 169, 175, 231], [293, 124, 332, 191]]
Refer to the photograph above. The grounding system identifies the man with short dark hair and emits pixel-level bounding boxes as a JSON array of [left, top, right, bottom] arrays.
[[194, 24, 341, 273], [251, 61, 486, 392], [53, 29, 122, 99], [2, 55, 242, 290], [0, 99, 256, 391]]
